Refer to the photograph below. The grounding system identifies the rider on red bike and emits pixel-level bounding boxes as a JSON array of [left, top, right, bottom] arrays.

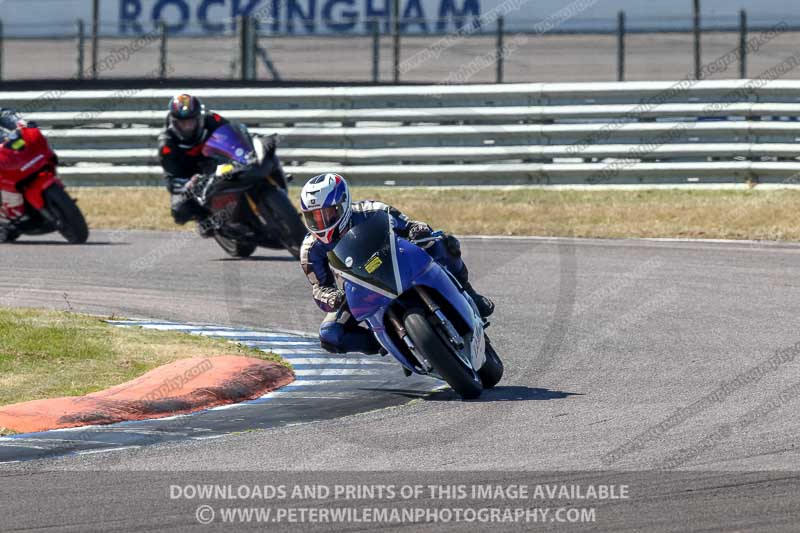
[[0, 108, 34, 230]]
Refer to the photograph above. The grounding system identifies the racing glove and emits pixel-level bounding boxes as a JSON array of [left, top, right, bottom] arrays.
[[167, 177, 190, 195], [407, 222, 435, 248]]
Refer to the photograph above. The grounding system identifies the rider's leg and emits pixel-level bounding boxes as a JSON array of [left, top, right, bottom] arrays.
[[319, 306, 381, 355], [425, 235, 495, 318], [171, 193, 211, 235], [0, 188, 26, 222]]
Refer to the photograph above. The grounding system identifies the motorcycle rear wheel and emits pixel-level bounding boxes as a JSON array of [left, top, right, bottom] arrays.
[[403, 308, 483, 400], [213, 233, 256, 258], [44, 186, 89, 244], [258, 189, 305, 260]]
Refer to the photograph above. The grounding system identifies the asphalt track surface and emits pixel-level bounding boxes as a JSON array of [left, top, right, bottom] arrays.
[[2, 230, 800, 531]]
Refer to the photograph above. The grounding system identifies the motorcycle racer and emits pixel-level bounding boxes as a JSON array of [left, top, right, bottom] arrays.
[[299, 173, 495, 355], [157, 94, 230, 230], [1, 109, 35, 231], [158, 94, 288, 235]]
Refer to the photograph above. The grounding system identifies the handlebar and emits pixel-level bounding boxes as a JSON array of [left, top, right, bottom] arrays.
[[410, 230, 444, 245]]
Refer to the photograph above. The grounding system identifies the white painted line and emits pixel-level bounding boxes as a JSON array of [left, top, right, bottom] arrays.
[[206, 404, 243, 411], [192, 435, 226, 441], [89, 429, 189, 437], [460, 233, 800, 247], [293, 368, 381, 376], [283, 357, 393, 365], [192, 331, 316, 341], [5, 437, 109, 445], [272, 379, 344, 388], [241, 341, 320, 347], [0, 460, 21, 465], [47, 424, 106, 433], [77, 446, 140, 455], [121, 324, 194, 331], [0, 443, 46, 449], [260, 349, 326, 356]]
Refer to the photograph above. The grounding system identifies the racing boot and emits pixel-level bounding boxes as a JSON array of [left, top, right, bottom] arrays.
[[196, 217, 215, 238], [0, 222, 15, 242], [454, 264, 495, 318], [465, 283, 495, 318]]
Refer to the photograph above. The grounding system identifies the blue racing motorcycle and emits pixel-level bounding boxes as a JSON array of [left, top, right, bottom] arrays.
[[327, 210, 504, 399]]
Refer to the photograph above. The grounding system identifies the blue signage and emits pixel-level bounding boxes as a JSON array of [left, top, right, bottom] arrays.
[[118, 0, 481, 34]]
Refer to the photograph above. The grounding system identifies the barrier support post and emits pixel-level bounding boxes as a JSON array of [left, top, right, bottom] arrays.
[[372, 19, 380, 83], [0, 20, 5, 82], [617, 11, 625, 82], [91, 0, 99, 79], [159, 21, 168, 79], [76, 19, 85, 80], [739, 10, 747, 79], [496, 16, 504, 83], [392, 0, 400, 83], [693, 0, 701, 79]]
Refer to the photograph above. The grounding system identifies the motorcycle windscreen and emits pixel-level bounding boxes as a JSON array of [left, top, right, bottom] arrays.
[[327, 212, 400, 297], [201, 123, 254, 165]]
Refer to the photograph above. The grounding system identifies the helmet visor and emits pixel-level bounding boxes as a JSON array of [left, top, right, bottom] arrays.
[[171, 116, 201, 141], [303, 205, 345, 232]]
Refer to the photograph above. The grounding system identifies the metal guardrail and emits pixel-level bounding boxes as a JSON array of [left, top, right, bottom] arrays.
[[5, 81, 800, 186]]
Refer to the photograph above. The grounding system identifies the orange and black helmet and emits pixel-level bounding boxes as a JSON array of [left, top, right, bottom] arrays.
[[167, 93, 205, 144]]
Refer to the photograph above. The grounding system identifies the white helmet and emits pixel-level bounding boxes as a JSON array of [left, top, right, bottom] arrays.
[[299, 173, 352, 244]]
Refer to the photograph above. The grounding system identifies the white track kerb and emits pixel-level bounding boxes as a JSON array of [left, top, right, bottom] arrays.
[[0, 319, 442, 463]]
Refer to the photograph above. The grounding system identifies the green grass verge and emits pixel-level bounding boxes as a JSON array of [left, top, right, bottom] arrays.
[[71, 186, 800, 241], [0, 307, 287, 412]]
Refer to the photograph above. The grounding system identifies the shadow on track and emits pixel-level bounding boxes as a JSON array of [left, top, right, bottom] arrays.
[[8, 241, 128, 246], [361, 385, 581, 402]]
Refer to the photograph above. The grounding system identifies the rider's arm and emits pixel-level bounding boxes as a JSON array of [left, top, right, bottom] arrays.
[[300, 235, 346, 312], [354, 200, 432, 238], [158, 133, 194, 193], [385, 204, 432, 240]]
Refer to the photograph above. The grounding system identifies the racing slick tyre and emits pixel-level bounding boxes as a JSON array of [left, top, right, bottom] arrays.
[[403, 308, 483, 400], [478, 335, 504, 389], [258, 188, 305, 260], [213, 233, 257, 258], [43, 185, 88, 244], [0, 226, 19, 243]]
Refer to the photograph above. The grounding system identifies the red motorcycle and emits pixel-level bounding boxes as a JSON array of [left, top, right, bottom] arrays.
[[0, 125, 88, 244]]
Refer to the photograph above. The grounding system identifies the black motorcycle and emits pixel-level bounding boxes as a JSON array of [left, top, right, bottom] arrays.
[[192, 123, 305, 259]]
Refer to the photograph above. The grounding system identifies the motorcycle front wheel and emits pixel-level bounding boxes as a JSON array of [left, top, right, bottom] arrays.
[[43, 185, 89, 244], [213, 233, 256, 258], [403, 308, 483, 400], [478, 335, 504, 389]]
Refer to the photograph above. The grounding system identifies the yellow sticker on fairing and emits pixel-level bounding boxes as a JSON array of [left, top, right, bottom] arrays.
[[365, 256, 383, 273], [216, 163, 234, 176]]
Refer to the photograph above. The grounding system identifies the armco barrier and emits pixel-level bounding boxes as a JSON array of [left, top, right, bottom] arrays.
[[4, 81, 800, 186]]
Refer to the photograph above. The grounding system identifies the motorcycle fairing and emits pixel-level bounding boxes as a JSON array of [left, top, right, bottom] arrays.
[[329, 211, 486, 374], [201, 124, 254, 165]]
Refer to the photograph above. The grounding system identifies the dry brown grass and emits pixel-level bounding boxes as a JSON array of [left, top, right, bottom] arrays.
[[71, 186, 800, 241]]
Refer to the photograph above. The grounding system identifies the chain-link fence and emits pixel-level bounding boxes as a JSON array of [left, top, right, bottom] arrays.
[[2, 15, 800, 83]]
